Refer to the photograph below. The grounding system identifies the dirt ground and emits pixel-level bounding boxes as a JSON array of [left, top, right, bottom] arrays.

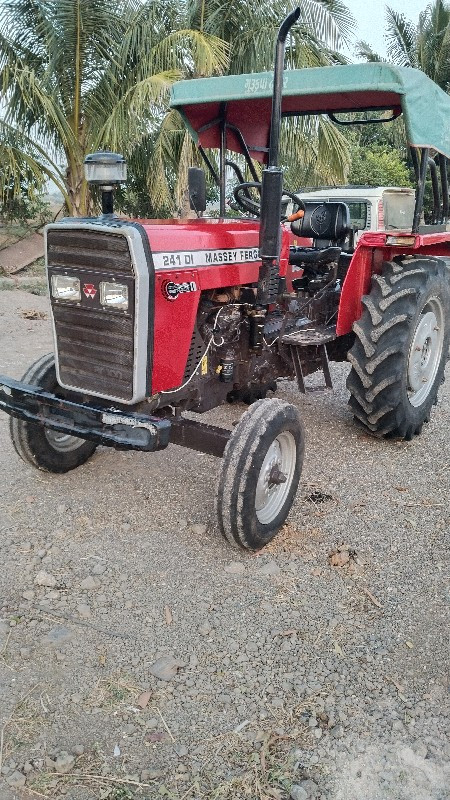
[[0, 289, 449, 800]]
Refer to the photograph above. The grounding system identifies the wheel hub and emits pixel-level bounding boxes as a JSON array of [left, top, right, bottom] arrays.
[[44, 427, 84, 452], [407, 298, 444, 407], [255, 432, 296, 525], [268, 464, 287, 486]]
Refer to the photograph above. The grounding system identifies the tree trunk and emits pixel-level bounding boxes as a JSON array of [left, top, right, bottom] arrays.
[[179, 187, 197, 219], [66, 159, 92, 217]]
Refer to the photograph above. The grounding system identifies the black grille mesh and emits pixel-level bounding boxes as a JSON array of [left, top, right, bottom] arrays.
[[47, 230, 133, 273], [48, 229, 135, 401], [183, 325, 205, 381]]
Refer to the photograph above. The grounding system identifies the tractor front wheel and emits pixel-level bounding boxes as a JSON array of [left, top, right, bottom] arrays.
[[10, 354, 97, 473], [217, 398, 305, 550], [347, 258, 450, 439]]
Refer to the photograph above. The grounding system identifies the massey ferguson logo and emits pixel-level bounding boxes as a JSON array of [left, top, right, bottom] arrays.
[[161, 279, 197, 301], [83, 283, 97, 299]]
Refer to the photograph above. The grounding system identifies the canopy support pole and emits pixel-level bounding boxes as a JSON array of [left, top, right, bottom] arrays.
[[412, 148, 429, 233], [438, 154, 449, 223]]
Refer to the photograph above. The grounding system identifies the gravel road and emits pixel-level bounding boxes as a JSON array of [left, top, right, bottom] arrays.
[[0, 289, 449, 800]]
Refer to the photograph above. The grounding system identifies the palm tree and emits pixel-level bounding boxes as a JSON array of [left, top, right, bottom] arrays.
[[149, 0, 356, 213], [0, 0, 228, 215], [187, 0, 353, 72], [357, 0, 450, 92]]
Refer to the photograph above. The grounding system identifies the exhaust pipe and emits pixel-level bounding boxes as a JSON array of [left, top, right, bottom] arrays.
[[257, 7, 300, 305]]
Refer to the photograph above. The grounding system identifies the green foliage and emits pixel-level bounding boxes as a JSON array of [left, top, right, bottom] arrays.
[[348, 145, 412, 187], [329, 113, 411, 192], [0, 192, 51, 224], [0, 0, 356, 218], [0, 0, 228, 216], [0, 169, 51, 224], [357, 0, 450, 93]]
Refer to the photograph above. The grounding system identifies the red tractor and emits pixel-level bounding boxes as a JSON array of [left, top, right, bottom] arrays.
[[1, 9, 449, 550]]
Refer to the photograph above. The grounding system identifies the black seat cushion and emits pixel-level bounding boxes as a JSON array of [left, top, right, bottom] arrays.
[[290, 246, 341, 266], [291, 202, 350, 245]]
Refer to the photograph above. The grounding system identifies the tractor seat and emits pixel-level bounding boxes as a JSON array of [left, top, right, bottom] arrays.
[[290, 202, 351, 267], [290, 246, 341, 266]]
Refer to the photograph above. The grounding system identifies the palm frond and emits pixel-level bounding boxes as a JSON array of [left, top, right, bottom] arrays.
[[151, 29, 229, 77], [0, 119, 70, 204], [355, 40, 383, 62], [147, 111, 186, 213], [385, 7, 418, 67], [300, 0, 355, 50], [97, 71, 180, 153]]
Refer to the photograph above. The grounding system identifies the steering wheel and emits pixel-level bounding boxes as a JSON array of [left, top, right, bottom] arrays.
[[233, 181, 305, 219]]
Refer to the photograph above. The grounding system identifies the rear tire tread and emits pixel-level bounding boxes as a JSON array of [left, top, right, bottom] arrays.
[[346, 258, 450, 438]]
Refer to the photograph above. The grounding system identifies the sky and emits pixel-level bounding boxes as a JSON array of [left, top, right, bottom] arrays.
[[343, 0, 428, 57]]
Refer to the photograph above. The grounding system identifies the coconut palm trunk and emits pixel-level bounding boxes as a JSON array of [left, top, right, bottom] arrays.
[[0, 0, 228, 215]]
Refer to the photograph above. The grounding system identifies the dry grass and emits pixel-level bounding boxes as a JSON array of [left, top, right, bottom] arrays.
[[85, 671, 142, 711], [197, 727, 302, 800], [1, 673, 329, 800], [0, 684, 46, 768], [20, 687, 328, 800]]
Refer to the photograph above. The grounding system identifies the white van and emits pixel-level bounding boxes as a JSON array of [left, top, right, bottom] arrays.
[[296, 186, 416, 244]]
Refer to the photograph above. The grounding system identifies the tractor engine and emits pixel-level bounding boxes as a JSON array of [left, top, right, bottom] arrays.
[[175, 290, 293, 413]]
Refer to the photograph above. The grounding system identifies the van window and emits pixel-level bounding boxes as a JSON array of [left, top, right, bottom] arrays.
[[346, 202, 368, 230], [322, 198, 369, 230]]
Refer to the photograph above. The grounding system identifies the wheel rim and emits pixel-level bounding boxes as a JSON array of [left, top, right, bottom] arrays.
[[255, 431, 297, 525], [44, 428, 84, 452], [407, 297, 444, 408]]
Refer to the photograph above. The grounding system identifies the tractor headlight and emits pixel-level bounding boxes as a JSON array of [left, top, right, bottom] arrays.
[[84, 151, 127, 187], [51, 275, 81, 301], [100, 281, 129, 310]]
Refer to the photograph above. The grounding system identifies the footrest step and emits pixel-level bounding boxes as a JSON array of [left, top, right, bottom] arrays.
[[281, 325, 336, 346]]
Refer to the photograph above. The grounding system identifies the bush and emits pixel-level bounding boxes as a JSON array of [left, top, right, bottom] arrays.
[[0, 188, 51, 226]]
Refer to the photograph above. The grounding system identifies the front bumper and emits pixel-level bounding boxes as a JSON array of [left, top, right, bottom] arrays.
[[0, 375, 171, 452]]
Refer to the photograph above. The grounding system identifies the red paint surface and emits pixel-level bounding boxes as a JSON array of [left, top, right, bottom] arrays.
[[182, 93, 402, 163], [144, 219, 292, 393], [337, 245, 373, 336], [141, 220, 449, 389], [336, 231, 450, 335], [152, 270, 202, 393]]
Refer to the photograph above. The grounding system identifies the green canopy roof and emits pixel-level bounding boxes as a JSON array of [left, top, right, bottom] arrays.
[[170, 63, 450, 161]]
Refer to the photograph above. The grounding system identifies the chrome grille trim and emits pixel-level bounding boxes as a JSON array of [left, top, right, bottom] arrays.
[[45, 222, 150, 405]]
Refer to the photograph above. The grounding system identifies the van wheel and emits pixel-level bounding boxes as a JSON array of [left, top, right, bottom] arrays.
[[217, 399, 305, 550], [10, 354, 97, 473], [347, 258, 450, 439]]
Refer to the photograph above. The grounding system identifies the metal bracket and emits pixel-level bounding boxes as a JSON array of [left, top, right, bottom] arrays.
[[288, 343, 333, 393], [169, 416, 230, 458]]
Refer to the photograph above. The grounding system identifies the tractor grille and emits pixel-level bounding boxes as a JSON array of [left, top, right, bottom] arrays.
[[47, 229, 133, 274], [53, 306, 134, 400], [47, 228, 136, 402]]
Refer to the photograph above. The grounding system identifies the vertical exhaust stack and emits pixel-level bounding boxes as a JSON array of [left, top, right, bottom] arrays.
[[257, 6, 300, 305]]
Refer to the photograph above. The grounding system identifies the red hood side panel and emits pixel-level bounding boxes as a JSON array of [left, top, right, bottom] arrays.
[[139, 218, 289, 393]]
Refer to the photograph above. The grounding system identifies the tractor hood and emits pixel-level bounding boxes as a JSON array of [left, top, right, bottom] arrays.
[[139, 217, 264, 287]]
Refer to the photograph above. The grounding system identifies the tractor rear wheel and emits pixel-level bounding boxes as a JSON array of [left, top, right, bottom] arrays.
[[217, 398, 305, 550], [10, 354, 97, 473], [347, 257, 450, 439]]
